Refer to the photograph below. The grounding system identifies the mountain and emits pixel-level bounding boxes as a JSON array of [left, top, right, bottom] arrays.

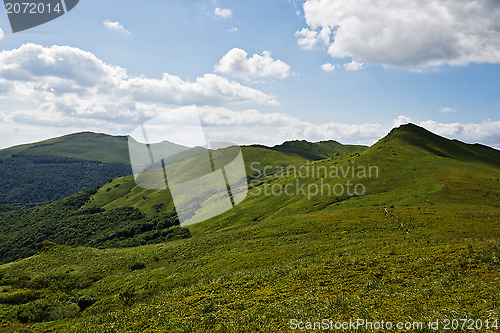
[[0, 143, 310, 264], [385, 123, 500, 167], [0, 133, 364, 205], [0, 132, 130, 164], [264, 139, 367, 160], [0, 132, 133, 205], [0, 124, 499, 332]]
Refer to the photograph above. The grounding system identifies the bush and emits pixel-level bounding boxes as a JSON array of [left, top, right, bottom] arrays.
[[117, 286, 136, 306], [76, 295, 98, 311], [17, 298, 80, 323], [0, 289, 40, 305], [130, 262, 146, 271]]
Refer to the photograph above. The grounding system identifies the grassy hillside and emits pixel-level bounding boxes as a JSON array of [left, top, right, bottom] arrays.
[[0, 187, 190, 264], [0, 132, 130, 164], [81, 146, 309, 217], [0, 132, 133, 205], [0, 124, 499, 332], [265, 139, 367, 161], [0, 146, 309, 264], [0, 133, 355, 205]]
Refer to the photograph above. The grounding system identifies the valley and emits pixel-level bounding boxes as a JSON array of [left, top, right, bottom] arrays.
[[0, 123, 498, 332]]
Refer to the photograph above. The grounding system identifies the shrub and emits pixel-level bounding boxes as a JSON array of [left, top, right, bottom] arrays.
[[17, 298, 80, 323], [130, 262, 146, 271], [118, 286, 136, 306], [0, 289, 40, 305]]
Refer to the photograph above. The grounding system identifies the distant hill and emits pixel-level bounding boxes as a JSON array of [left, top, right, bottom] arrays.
[[0, 132, 132, 205], [263, 139, 367, 160], [0, 133, 361, 205], [1, 123, 499, 262], [0, 144, 310, 263], [0, 132, 131, 164]]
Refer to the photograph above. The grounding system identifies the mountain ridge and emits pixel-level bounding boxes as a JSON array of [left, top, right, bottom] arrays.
[[384, 123, 500, 167], [0, 123, 498, 331], [0, 132, 130, 164]]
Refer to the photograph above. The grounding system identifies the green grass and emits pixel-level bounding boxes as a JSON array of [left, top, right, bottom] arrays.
[[264, 139, 367, 161], [80, 146, 309, 217], [0, 132, 131, 164], [0, 124, 499, 332], [0, 205, 498, 332]]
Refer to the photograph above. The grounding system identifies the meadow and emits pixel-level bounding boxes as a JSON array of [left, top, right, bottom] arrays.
[[0, 124, 499, 332]]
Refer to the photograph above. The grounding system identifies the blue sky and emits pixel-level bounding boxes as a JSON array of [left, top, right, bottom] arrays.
[[0, 0, 499, 149]]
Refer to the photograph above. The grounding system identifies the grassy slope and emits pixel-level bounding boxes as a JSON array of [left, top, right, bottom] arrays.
[[265, 140, 367, 161], [0, 132, 133, 205], [0, 133, 354, 206], [0, 146, 308, 264], [80, 146, 309, 217], [0, 132, 130, 164], [0, 124, 499, 332]]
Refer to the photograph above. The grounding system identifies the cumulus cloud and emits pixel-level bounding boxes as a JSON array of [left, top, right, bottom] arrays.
[[321, 63, 335, 72], [103, 20, 130, 35], [214, 48, 292, 81], [439, 107, 457, 113], [393, 115, 412, 127], [295, 28, 320, 49], [394, 116, 500, 148], [198, 106, 386, 146], [0, 44, 278, 135], [344, 60, 363, 71], [214, 8, 232, 19], [420, 119, 500, 146], [299, 0, 500, 69]]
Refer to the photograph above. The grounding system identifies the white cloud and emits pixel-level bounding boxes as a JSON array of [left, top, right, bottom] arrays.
[[419, 119, 500, 145], [295, 27, 331, 50], [300, 0, 500, 69], [198, 106, 386, 146], [344, 60, 363, 71], [229, 27, 238, 32], [215, 48, 292, 81], [393, 115, 412, 127], [393, 116, 500, 148], [0, 44, 278, 136], [439, 107, 457, 113], [103, 20, 131, 35], [0, 28, 4, 41], [321, 63, 335, 72], [214, 8, 232, 19], [295, 28, 319, 49]]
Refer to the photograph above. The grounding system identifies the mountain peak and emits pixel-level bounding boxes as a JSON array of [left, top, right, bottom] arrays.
[[270, 139, 367, 160], [379, 123, 500, 166], [0, 131, 131, 164]]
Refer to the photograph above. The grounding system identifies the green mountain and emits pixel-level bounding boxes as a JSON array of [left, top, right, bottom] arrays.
[[0, 145, 310, 264], [264, 139, 367, 160], [0, 132, 133, 205], [0, 132, 130, 164], [0, 132, 363, 206], [0, 124, 499, 332]]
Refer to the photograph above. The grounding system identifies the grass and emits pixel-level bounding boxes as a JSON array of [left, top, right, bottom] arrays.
[[0, 124, 499, 332], [80, 146, 309, 217], [0, 205, 498, 332], [263, 139, 367, 161], [0, 132, 131, 164]]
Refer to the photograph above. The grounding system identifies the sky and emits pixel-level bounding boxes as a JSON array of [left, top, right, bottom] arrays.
[[0, 0, 499, 149]]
